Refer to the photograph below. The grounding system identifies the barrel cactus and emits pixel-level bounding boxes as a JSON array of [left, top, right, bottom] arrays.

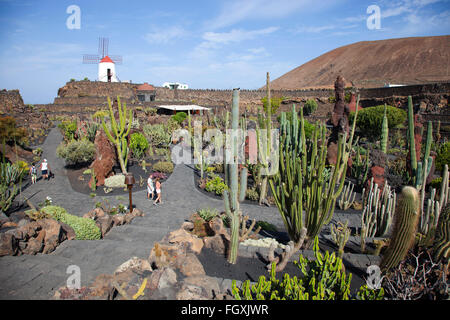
[[380, 186, 420, 271]]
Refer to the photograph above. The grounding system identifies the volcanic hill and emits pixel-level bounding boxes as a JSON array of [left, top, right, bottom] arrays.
[[270, 35, 450, 89]]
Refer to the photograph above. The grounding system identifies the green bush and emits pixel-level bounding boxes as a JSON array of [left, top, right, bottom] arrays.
[[58, 120, 78, 141], [246, 187, 259, 201], [0, 116, 28, 146], [261, 97, 283, 114], [349, 105, 407, 140], [143, 124, 171, 147], [304, 99, 318, 116], [56, 139, 95, 166], [129, 132, 149, 160], [153, 161, 174, 173], [41, 205, 101, 240], [172, 112, 187, 125], [197, 207, 219, 222], [205, 174, 228, 196], [436, 141, 450, 171]]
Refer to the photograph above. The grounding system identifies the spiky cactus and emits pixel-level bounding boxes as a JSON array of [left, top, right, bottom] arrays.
[[380, 186, 420, 271], [433, 202, 450, 262], [223, 89, 248, 264], [101, 96, 132, 174], [331, 220, 351, 258], [256, 72, 275, 206], [338, 181, 356, 210], [407, 96, 417, 184], [380, 104, 388, 153], [268, 96, 358, 272]]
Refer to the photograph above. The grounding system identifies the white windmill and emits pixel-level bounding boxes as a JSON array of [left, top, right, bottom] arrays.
[[83, 37, 123, 82]]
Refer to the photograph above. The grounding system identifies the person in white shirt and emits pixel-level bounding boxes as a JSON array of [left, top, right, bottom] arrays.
[[40, 159, 51, 181], [147, 174, 154, 200]]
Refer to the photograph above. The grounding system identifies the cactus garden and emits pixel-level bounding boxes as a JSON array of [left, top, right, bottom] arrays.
[[0, 0, 449, 304]]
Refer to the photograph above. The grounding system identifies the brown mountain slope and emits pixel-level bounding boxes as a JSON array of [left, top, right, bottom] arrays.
[[270, 35, 450, 89]]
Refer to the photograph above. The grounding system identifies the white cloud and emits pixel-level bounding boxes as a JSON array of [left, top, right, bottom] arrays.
[[206, 0, 331, 29], [203, 27, 279, 44], [143, 26, 188, 44]]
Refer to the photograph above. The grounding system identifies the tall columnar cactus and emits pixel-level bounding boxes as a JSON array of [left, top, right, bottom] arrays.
[[256, 72, 274, 206], [101, 96, 132, 174], [223, 89, 248, 264], [338, 181, 356, 210], [380, 104, 388, 153], [407, 96, 417, 185], [380, 186, 420, 271], [268, 97, 358, 272]]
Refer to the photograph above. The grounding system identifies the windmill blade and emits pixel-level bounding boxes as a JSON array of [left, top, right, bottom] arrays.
[[98, 37, 109, 58], [109, 55, 123, 65], [83, 54, 100, 64]]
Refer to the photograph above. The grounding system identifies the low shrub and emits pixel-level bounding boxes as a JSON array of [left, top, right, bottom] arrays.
[[56, 139, 95, 166], [304, 99, 318, 116], [143, 124, 171, 147], [435, 141, 450, 172], [58, 120, 78, 141], [153, 161, 174, 173], [41, 205, 101, 240], [172, 112, 187, 125], [0, 116, 28, 146], [104, 174, 126, 188], [205, 174, 228, 196], [349, 105, 407, 140], [129, 132, 149, 160], [246, 187, 259, 201], [197, 207, 219, 222]]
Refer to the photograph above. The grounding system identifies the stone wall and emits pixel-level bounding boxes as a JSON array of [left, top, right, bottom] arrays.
[[0, 89, 25, 113]]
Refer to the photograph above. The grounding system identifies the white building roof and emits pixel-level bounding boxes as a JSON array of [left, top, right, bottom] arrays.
[[158, 105, 210, 111]]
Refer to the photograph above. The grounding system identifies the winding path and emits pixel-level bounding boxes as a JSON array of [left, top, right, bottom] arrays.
[[0, 126, 362, 299]]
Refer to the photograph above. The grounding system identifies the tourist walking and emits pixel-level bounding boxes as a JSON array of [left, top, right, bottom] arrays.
[[29, 164, 37, 184], [40, 159, 51, 181], [147, 174, 154, 200], [153, 178, 162, 205]]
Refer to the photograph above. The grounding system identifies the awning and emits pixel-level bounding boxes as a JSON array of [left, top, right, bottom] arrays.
[[157, 105, 210, 111]]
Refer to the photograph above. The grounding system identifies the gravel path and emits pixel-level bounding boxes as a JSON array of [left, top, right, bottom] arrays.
[[0, 126, 363, 299]]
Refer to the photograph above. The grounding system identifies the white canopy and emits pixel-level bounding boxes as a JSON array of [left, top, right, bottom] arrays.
[[157, 105, 210, 111]]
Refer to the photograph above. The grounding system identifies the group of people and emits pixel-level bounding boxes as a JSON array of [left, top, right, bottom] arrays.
[[147, 174, 162, 205], [29, 159, 51, 185]]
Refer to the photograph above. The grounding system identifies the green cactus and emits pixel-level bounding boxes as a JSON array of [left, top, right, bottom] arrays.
[[232, 237, 359, 300], [338, 181, 357, 210], [223, 89, 248, 264], [256, 72, 275, 206], [380, 186, 420, 271], [269, 97, 358, 272], [331, 220, 350, 258], [433, 202, 450, 262], [407, 96, 417, 185], [101, 96, 132, 174], [380, 103, 388, 153]]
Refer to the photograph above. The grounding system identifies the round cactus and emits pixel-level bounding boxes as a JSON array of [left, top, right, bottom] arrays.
[[380, 186, 420, 271]]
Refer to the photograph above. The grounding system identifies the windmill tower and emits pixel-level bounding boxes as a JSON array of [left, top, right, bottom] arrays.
[[83, 38, 123, 82]]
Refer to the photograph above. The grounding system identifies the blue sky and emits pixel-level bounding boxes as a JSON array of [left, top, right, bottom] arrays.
[[0, 0, 449, 104]]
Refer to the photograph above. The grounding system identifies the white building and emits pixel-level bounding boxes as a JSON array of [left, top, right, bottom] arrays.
[[98, 56, 118, 82], [162, 82, 188, 90]]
